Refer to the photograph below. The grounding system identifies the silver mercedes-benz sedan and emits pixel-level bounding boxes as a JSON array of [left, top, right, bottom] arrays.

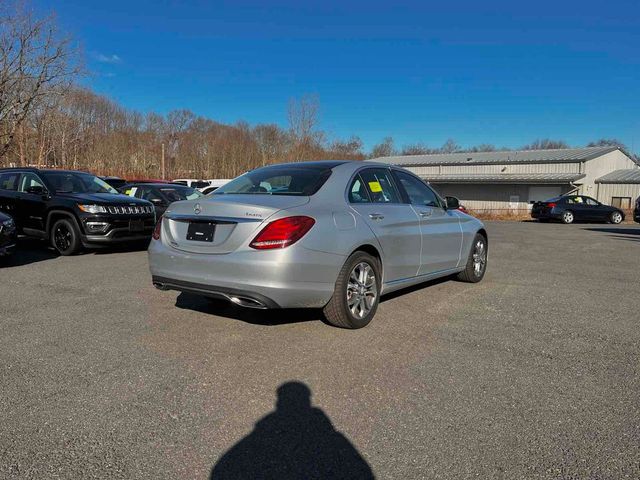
[[148, 161, 487, 328]]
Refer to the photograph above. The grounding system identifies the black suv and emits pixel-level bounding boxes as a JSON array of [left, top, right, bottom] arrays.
[[635, 196, 640, 224], [0, 168, 155, 255]]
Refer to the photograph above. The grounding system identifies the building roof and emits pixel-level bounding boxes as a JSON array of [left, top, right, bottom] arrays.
[[373, 146, 621, 167], [595, 169, 640, 184], [421, 173, 586, 185]]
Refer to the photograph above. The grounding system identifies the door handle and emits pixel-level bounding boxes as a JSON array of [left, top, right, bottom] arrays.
[[419, 210, 432, 217], [369, 213, 384, 221]]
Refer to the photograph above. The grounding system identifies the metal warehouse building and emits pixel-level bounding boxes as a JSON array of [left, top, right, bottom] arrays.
[[374, 146, 640, 211]]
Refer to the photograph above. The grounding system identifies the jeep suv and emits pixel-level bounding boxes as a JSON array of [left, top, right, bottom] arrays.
[[0, 168, 155, 255]]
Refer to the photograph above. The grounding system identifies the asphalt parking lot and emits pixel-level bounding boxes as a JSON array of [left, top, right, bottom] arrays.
[[1, 221, 639, 479]]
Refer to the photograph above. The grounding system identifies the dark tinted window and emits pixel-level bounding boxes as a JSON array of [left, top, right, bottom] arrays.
[[215, 165, 333, 196], [394, 170, 441, 207], [0, 172, 20, 191]]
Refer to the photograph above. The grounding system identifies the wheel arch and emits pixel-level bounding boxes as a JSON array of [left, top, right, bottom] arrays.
[[349, 243, 383, 281], [46, 209, 83, 238]]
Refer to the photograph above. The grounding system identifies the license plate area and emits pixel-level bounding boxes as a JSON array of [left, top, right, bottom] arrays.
[[130, 220, 144, 232], [186, 221, 216, 242]]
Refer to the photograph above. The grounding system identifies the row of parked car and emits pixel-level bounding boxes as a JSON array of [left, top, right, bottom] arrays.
[[0, 167, 228, 257]]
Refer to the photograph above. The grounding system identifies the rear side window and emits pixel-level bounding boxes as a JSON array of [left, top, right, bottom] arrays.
[[358, 168, 401, 203], [0, 172, 19, 191], [348, 175, 370, 203], [215, 165, 332, 196]]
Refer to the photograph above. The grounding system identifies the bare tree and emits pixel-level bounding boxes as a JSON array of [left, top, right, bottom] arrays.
[[440, 138, 460, 154], [521, 139, 569, 150], [0, 1, 80, 162], [369, 137, 396, 158], [587, 138, 627, 150], [401, 143, 434, 155]]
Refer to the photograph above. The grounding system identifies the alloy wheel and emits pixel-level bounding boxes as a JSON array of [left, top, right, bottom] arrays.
[[472, 239, 487, 277], [346, 262, 377, 319], [563, 212, 574, 224], [611, 212, 622, 224], [54, 224, 72, 252]]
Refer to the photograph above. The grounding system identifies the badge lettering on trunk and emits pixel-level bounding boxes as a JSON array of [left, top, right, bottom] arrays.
[[194, 203, 202, 215]]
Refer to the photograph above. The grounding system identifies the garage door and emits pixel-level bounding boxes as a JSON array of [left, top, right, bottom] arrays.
[[529, 186, 561, 203]]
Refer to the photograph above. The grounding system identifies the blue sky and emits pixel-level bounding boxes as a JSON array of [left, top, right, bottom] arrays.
[[36, 0, 640, 152]]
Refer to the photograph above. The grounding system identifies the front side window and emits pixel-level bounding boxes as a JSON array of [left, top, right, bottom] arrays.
[[43, 172, 117, 194], [215, 165, 332, 196], [584, 197, 599, 206], [0, 172, 20, 191], [19, 173, 46, 193], [394, 170, 441, 207], [357, 168, 400, 204]]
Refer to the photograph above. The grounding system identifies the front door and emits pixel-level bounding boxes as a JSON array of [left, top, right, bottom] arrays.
[[392, 170, 462, 275], [348, 168, 422, 282], [17, 172, 48, 232]]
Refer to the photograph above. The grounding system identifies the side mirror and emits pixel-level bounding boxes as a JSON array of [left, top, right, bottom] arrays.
[[445, 196, 460, 210], [26, 185, 46, 195]]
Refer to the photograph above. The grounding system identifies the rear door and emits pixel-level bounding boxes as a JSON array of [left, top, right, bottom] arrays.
[[392, 169, 462, 274], [565, 196, 590, 220], [348, 168, 422, 282], [0, 171, 21, 222]]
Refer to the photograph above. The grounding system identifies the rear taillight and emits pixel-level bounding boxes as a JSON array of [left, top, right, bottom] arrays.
[[249, 216, 315, 250], [152, 215, 163, 240], [547, 202, 557, 208]]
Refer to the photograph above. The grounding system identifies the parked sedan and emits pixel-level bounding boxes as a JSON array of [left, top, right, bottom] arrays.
[[119, 183, 204, 217], [0, 211, 16, 257], [531, 195, 625, 224], [149, 161, 487, 329]]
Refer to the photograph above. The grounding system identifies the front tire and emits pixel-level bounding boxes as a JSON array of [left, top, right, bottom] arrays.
[[609, 211, 623, 224], [561, 211, 574, 224], [457, 233, 487, 283], [323, 251, 381, 329], [51, 218, 81, 256]]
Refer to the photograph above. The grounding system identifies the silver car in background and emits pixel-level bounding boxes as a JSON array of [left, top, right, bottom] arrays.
[[148, 161, 488, 328]]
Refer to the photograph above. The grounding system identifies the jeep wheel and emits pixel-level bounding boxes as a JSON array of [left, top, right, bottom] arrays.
[[51, 218, 81, 256]]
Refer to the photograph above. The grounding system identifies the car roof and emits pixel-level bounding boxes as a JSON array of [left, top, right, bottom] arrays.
[[0, 167, 93, 175]]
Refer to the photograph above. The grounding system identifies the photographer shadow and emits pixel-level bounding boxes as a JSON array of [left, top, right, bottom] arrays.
[[211, 382, 374, 479]]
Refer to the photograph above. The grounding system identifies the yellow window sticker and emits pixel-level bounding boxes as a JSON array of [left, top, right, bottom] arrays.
[[368, 181, 383, 193]]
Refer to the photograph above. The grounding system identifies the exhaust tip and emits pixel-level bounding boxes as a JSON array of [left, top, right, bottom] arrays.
[[153, 282, 168, 291], [229, 296, 267, 309]]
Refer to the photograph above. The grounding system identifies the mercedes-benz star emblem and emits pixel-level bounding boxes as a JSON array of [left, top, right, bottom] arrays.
[[194, 203, 202, 215]]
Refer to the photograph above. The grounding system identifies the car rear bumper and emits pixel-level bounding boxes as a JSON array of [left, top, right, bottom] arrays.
[[147, 239, 345, 308]]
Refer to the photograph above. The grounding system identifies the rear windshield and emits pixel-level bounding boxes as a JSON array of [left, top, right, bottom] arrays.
[[160, 186, 203, 201], [214, 165, 332, 196]]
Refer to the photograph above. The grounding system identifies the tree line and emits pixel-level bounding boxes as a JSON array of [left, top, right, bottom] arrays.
[[0, 2, 634, 180]]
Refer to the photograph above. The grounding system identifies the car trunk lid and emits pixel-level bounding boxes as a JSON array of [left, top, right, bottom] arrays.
[[163, 194, 310, 254]]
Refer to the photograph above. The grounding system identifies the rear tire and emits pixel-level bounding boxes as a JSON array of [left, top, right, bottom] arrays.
[[561, 210, 574, 224], [457, 233, 488, 283], [609, 211, 623, 224], [323, 251, 381, 329], [51, 218, 81, 256]]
